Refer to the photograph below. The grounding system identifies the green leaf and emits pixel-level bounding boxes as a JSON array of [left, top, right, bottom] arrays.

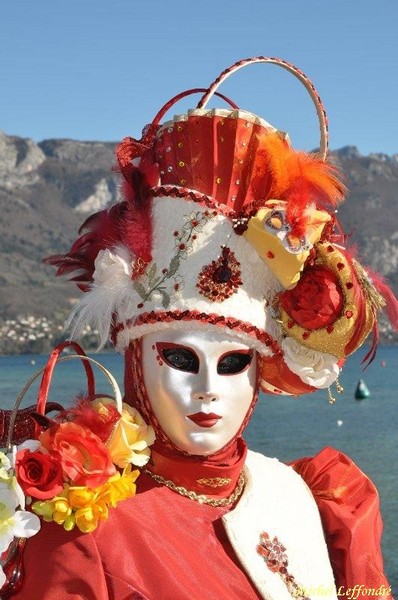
[[159, 290, 171, 309], [147, 263, 157, 283], [132, 281, 147, 299], [168, 256, 180, 278]]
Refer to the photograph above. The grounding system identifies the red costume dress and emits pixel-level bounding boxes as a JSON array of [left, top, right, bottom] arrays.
[[2, 57, 396, 600], [12, 444, 392, 600]]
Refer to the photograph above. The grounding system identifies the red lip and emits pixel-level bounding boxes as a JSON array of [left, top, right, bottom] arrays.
[[187, 412, 222, 428]]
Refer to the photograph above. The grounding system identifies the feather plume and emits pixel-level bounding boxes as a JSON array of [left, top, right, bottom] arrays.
[[45, 153, 156, 290], [66, 245, 135, 347], [44, 203, 127, 291], [62, 395, 120, 443], [258, 133, 346, 239], [358, 266, 398, 331]]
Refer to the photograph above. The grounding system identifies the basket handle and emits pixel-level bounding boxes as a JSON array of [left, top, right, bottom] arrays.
[[6, 349, 123, 451], [197, 56, 329, 161], [36, 341, 94, 416], [150, 87, 238, 130]]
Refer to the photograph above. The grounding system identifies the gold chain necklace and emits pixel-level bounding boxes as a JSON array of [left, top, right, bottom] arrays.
[[143, 469, 245, 507]]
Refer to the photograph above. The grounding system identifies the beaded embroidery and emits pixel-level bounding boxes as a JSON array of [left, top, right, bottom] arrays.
[[132, 210, 212, 309], [197, 247, 242, 302], [257, 532, 311, 600]]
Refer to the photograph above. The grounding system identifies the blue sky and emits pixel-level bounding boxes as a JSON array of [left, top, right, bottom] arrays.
[[1, 0, 397, 155]]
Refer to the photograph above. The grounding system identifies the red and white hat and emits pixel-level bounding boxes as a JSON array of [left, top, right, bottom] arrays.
[[47, 57, 398, 398]]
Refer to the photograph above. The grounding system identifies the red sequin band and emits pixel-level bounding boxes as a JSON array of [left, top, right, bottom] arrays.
[[147, 186, 234, 219], [112, 309, 282, 355]]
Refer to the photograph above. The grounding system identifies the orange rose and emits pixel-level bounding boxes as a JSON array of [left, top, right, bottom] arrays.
[[40, 422, 116, 488]]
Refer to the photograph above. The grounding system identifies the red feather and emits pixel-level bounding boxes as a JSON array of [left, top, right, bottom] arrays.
[[363, 268, 398, 331], [61, 395, 120, 443], [44, 150, 159, 290], [44, 203, 127, 291]]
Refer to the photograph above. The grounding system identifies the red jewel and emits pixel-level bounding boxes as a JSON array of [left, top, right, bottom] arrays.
[[337, 262, 345, 270], [345, 310, 354, 318], [326, 325, 334, 333], [173, 231, 179, 236], [266, 251, 275, 259], [346, 282, 353, 289], [137, 303, 144, 309], [302, 332, 310, 339], [327, 245, 334, 252], [179, 243, 186, 250], [287, 319, 294, 329], [213, 265, 232, 283]]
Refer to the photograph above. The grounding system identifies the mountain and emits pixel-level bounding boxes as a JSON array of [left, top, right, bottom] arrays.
[[0, 131, 397, 352]]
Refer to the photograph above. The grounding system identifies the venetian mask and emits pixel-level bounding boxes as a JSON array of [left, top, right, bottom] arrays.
[[141, 329, 257, 455]]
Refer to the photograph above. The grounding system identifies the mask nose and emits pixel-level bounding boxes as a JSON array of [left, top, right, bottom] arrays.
[[191, 391, 219, 402]]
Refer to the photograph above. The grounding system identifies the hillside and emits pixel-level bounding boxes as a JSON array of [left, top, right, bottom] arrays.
[[0, 131, 397, 352]]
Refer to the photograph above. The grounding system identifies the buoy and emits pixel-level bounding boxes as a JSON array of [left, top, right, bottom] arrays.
[[355, 379, 370, 400]]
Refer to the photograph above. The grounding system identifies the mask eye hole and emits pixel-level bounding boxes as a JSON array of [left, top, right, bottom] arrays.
[[157, 343, 199, 373], [217, 351, 253, 375]]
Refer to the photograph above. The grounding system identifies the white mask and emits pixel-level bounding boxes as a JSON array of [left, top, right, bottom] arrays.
[[141, 329, 257, 456]]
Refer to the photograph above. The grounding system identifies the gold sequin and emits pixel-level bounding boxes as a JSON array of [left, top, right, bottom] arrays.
[[197, 477, 232, 488]]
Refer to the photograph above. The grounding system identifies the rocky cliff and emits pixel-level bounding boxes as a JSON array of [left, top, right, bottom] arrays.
[[0, 131, 397, 351]]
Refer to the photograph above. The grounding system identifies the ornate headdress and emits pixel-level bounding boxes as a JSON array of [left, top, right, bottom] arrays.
[[47, 57, 398, 398]]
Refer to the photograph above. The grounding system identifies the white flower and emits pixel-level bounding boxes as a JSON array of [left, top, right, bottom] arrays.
[[282, 337, 339, 389], [0, 563, 5, 588], [93, 247, 132, 287], [0, 452, 12, 481], [67, 245, 135, 347], [6, 440, 41, 472], [0, 482, 41, 554]]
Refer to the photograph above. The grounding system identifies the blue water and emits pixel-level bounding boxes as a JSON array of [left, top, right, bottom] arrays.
[[1, 345, 397, 591]]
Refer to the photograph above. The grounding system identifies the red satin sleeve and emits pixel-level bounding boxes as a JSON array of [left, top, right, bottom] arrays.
[[9, 521, 148, 600], [291, 447, 392, 599]]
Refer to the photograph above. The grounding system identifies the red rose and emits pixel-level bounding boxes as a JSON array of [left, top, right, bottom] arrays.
[[40, 422, 116, 488], [280, 267, 344, 330], [15, 449, 64, 500]]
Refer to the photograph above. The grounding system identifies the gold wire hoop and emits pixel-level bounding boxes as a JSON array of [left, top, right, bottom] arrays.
[[197, 56, 329, 161]]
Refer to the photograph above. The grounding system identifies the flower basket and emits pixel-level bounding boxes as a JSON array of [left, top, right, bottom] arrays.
[[0, 341, 154, 598]]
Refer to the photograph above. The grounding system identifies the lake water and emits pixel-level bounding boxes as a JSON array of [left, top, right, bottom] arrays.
[[1, 345, 397, 592]]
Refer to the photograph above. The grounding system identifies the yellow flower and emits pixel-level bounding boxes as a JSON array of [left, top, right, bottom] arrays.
[[106, 465, 139, 507], [67, 487, 98, 509], [53, 498, 72, 524], [106, 403, 155, 468], [30, 450, 141, 534], [75, 501, 108, 533]]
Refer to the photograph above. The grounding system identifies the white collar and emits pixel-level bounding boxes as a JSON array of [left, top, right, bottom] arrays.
[[222, 450, 337, 600]]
